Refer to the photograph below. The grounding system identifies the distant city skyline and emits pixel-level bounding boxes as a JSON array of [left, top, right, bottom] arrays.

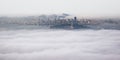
[[0, 0, 120, 17]]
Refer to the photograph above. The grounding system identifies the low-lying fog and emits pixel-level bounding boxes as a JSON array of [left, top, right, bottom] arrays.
[[0, 29, 120, 60]]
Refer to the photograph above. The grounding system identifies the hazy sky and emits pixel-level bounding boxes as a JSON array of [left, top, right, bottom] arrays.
[[0, 0, 120, 17]]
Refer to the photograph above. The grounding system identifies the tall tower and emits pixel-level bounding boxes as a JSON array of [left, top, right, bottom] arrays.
[[74, 17, 77, 21], [73, 16, 77, 24]]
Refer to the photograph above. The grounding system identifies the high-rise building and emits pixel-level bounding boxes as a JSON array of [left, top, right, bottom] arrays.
[[74, 17, 77, 21]]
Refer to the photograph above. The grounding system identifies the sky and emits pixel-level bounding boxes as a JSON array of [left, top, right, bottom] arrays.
[[0, 0, 120, 17]]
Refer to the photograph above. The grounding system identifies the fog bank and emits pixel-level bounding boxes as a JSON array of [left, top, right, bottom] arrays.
[[0, 30, 120, 60]]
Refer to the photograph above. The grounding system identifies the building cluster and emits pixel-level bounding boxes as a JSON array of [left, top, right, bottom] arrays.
[[0, 16, 120, 27], [38, 17, 93, 26]]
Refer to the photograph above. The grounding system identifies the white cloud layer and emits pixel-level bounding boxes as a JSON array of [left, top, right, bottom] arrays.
[[0, 30, 120, 60]]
